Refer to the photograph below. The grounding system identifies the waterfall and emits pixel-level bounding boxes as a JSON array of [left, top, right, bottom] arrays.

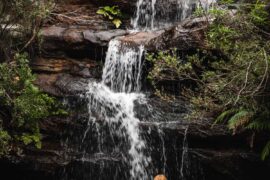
[[132, 0, 216, 31], [132, 0, 194, 30], [180, 126, 189, 180], [83, 1, 217, 179], [102, 40, 144, 93], [86, 39, 151, 179], [132, 0, 157, 30]]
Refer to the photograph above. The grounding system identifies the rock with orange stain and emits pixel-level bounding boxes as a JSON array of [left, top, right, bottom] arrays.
[[154, 174, 167, 180]]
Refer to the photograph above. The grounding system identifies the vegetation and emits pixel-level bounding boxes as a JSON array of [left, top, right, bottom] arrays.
[[97, 6, 122, 28], [0, 0, 54, 60], [0, 53, 58, 155], [0, 0, 62, 156], [147, 0, 270, 159]]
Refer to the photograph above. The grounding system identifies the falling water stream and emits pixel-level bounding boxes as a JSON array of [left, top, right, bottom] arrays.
[[86, 39, 150, 179], [84, 0, 215, 179]]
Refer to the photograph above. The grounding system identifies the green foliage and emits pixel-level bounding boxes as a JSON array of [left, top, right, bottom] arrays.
[[227, 110, 252, 132], [194, 6, 205, 17], [215, 109, 239, 124], [0, 130, 11, 156], [97, 6, 122, 28], [249, 0, 270, 27], [261, 141, 270, 160], [219, 0, 234, 4], [0, 0, 54, 59], [146, 49, 195, 99], [0, 53, 56, 156], [148, 2, 270, 159], [21, 133, 42, 149], [208, 24, 237, 49]]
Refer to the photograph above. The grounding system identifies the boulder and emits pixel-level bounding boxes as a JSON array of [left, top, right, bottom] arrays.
[[146, 17, 211, 51]]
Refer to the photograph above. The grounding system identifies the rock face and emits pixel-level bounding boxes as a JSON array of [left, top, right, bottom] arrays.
[[1, 1, 270, 180], [40, 26, 128, 59], [146, 17, 210, 51], [1, 96, 269, 180]]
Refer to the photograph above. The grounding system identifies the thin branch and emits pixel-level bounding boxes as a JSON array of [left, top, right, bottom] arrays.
[[235, 61, 253, 105], [252, 48, 269, 95]]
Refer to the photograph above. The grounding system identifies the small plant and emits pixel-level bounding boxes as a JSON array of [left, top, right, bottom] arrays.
[[97, 6, 122, 28], [249, 0, 270, 27]]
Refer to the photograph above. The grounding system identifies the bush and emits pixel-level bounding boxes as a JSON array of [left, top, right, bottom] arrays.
[[147, 1, 270, 159], [0, 53, 56, 155], [0, 0, 54, 60]]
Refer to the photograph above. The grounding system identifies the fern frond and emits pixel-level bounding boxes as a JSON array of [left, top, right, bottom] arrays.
[[214, 109, 238, 124], [228, 110, 252, 132], [261, 141, 270, 160], [247, 120, 270, 131]]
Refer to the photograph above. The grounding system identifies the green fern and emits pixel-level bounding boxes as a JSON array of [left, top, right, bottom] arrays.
[[261, 141, 270, 160], [228, 110, 252, 132], [247, 120, 270, 131], [214, 109, 239, 124]]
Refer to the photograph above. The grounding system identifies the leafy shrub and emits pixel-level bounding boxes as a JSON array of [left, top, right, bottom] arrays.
[[97, 6, 122, 28], [0, 53, 56, 155], [0, 0, 54, 59]]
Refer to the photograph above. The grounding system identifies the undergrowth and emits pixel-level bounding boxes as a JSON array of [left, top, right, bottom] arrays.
[[146, 0, 270, 160]]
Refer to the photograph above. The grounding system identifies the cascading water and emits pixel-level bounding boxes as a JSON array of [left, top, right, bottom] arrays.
[[132, 0, 215, 30], [83, 1, 217, 179], [86, 39, 151, 179], [131, 0, 157, 30], [180, 126, 189, 180], [102, 40, 144, 93], [132, 0, 194, 30]]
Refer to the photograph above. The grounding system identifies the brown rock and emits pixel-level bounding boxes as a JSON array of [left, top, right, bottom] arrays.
[[117, 31, 164, 47], [63, 29, 84, 44], [145, 17, 212, 51]]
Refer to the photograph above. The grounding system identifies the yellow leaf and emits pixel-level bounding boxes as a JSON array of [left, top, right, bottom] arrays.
[[113, 19, 121, 28]]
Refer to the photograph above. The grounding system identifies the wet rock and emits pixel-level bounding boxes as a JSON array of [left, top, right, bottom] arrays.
[[117, 31, 164, 47], [34, 73, 90, 97], [39, 26, 128, 60], [83, 29, 128, 46], [146, 17, 211, 51], [2, 96, 269, 180], [31, 57, 100, 76], [32, 57, 101, 97], [63, 29, 84, 43]]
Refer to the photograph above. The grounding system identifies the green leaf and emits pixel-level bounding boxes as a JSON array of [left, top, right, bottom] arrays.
[[113, 19, 122, 28], [96, 9, 105, 15], [261, 141, 270, 160]]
